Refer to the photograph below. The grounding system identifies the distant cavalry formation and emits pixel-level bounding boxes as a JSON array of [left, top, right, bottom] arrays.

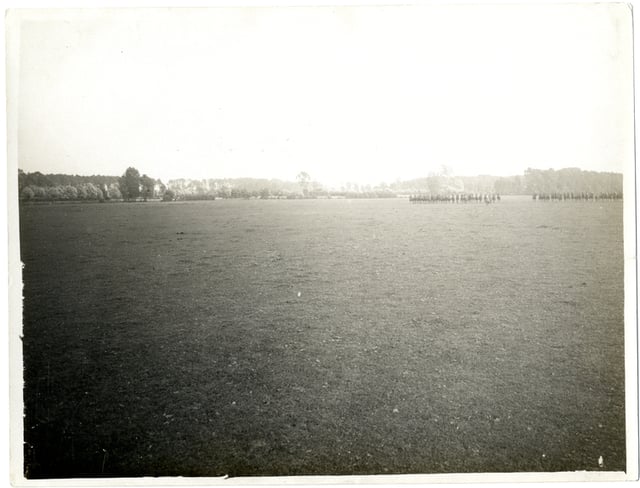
[[532, 192, 623, 201], [409, 193, 501, 204], [409, 191, 623, 204]]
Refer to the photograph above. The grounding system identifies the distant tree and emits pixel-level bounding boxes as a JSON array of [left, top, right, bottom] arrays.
[[107, 183, 122, 200], [47, 186, 63, 200], [76, 185, 88, 200], [18, 169, 27, 192], [231, 187, 250, 199], [82, 183, 98, 200], [62, 185, 77, 200], [494, 175, 524, 195], [30, 186, 47, 200], [20, 186, 34, 200], [155, 180, 167, 199], [296, 171, 311, 196], [311, 181, 325, 196], [140, 174, 155, 201], [426, 174, 441, 194], [162, 189, 175, 201], [524, 168, 541, 194], [260, 187, 271, 199], [219, 183, 232, 198], [522, 167, 622, 195], [119, 167, 141, 201], [27, 171, 53, 188]]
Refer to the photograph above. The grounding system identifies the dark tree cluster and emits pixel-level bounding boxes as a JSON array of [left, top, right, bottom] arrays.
[[118, 167, 165, 201], [524, 167, 622, 196], [18, 170, 121, 202], [18, 168, 166, 202], [18, 170, 120, 189]]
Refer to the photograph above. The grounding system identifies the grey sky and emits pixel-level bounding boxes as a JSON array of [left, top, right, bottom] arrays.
[[10, 4, 634, 186]]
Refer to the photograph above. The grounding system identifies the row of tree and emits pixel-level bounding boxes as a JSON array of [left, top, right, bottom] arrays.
[[166, 177, 307, 200], [18, 170, 119, 190], [21, 182, 121, 201], [18, 167, 166, 202], [18, 166, 624, 202], [522, 167, 622, 195], [385, 168, 622, 196], [388, 173, 510, 195]]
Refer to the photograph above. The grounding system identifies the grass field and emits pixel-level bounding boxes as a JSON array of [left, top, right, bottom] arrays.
[[19, 197, 625, 477]]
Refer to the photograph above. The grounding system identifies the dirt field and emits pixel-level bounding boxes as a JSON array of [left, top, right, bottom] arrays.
[[19, 197, 625, 477]]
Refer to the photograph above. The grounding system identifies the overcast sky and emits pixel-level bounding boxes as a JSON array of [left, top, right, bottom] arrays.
[[10, 4, 634, 187]]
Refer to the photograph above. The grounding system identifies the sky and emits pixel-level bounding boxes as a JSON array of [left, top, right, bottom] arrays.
[[9, 4, 635, 187]]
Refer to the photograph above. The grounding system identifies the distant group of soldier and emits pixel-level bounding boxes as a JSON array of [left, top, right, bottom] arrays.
[[532, 191, 623, 201], [409, 193, 501, 204]]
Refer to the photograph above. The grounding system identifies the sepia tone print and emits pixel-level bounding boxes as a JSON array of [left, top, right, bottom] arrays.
[[8, 4, 635, 482]]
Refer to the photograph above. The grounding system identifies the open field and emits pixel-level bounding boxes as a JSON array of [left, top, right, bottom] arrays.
[[19, 198, 625, 477]]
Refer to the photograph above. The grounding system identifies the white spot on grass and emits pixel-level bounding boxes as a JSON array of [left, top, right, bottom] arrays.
[[598, 456, 604, 468], [393, 408, 399, 413], [297, 291, 301, 297], [542, 453, 546, 458]]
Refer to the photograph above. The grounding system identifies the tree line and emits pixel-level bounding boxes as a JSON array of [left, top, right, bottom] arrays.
[[19, 170, 121, 201], [166, 176, 397, 200], [522, 167, 622, 195], [19, 168, 164, 202], [388, 173, 522, 195], [386, 168, 622, 196], [18, 166, 623, 202], [18, 168, 397, 202]]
